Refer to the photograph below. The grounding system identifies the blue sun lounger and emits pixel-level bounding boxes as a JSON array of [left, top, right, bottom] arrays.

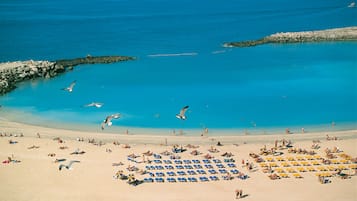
[[199, 176, 209, 182], [197, 169, 206, 174], [144, 178, 154, 183], [216, 164, 225, 168], [205, 164, 213, 169], [219, 169, 227, 174], [155, 178, 164, 182], [178, 177, 187, 182], [188, 177, 198, 182], [167, 171, 176, 176], [209, 176, 219, 181], [167, 178, 176, 182]]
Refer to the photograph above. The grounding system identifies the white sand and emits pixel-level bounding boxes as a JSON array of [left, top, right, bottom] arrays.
[[0, 119, 356, 201]]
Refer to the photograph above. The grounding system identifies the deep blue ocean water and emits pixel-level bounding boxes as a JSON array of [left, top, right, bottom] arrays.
[[0, 0, 356, 134]]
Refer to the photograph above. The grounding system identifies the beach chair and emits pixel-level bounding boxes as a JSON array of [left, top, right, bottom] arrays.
[[163, 160, 172, 164], [194, 164, 203, 169], [183, 160, 191, 164], [159, 172, 165, 177], [209, 176, 219, 181], [266, 157, 274, 162], [311, 161, 321, 166], [178, 177, 187, 182], [327, 166, 336, 171], [287, 157, 295, 161], [167, 178, 176, 183], [219, 169, 228, 174], [176, 165, 184, 169], [293, 173, 303, 178], [281, 162, 290, 167], [348, 164, 357, 169], [340, 159, 350, 164], [224, 158, 235, 163], [300, 161, 310, 166], [153, 159, 162, 164], [192, 159, 200, 163], [208, 169, 218, 174], [213, 159, 222, 163], [296, 156, 305, 161], [174, 160, 182, 164], [177, 171, 186, 176], [164, 165, 174, 170], [276, 157, 285, 161], [153, 154, 162, 159], [199, 176, 209, 182], [230, 169, 239, 174], [260, 163, 268, 167], [186, 170, 194, 175], [279, 173, 289, 178], [144, 178, 154, 183], [205, 164, 213, 169], [297, 167, 306, 172], [275, 168, 285, 173], [155, 165, 164, 170], [307, 167, 316, 172], [286, 168, 296, 173], [155, 178, 164, 183], [203, 159, 211, 164], [216, 164, 225, 168], [197, 169, 206, 174], [188, 177, 198, 182], [184, 165, 193, 169], [167, 171, 176, 176], [338, 165, 347, 170], [228, 163, 236, 168]]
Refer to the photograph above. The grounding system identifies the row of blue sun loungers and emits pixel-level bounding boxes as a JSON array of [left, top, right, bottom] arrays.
[[149, 169, 241, 177], [145, 163, 236, 170], [144, 176, 227, 183]]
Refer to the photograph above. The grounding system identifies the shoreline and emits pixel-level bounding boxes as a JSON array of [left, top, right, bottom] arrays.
[[1, 118, 356, 145]]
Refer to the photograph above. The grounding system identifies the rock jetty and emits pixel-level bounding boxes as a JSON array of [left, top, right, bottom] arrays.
[[223, 26, 357, 47], [0, 55, 135, 95]]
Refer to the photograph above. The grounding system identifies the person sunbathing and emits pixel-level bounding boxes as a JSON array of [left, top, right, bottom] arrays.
[[112, 162, 124, 166], [204, 153, 214, 159], [190, 150, 200, 156], [70, 149, 85, 155], [48, 153, 56, 157], [208, 146, 219, 153], [27, 145, 40, 149], [122, 144, 131, 148], [269, 173, 280, 180], [221, 152, 233, 157], [143, 150, 153, 156], [128, 153, 139, 158]]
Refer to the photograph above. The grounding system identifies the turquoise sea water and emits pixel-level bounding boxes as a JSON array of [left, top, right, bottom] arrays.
[[0, 0, 356, 134]]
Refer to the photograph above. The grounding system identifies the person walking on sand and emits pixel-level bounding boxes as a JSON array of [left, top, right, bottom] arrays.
[[235, 189, 243, 199]]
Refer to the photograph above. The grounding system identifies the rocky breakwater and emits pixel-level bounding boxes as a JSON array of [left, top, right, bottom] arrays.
[[223, 26, 357, 47], [0, 60, 62, 94], [0, 55, 135, 95]]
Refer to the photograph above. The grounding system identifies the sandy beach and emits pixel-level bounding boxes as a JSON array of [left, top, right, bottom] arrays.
[[0, 119, 356, 201]]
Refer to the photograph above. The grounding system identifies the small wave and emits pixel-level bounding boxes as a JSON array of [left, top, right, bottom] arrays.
[[147, 52, 198, 57], [211, 50, 227, 54]]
